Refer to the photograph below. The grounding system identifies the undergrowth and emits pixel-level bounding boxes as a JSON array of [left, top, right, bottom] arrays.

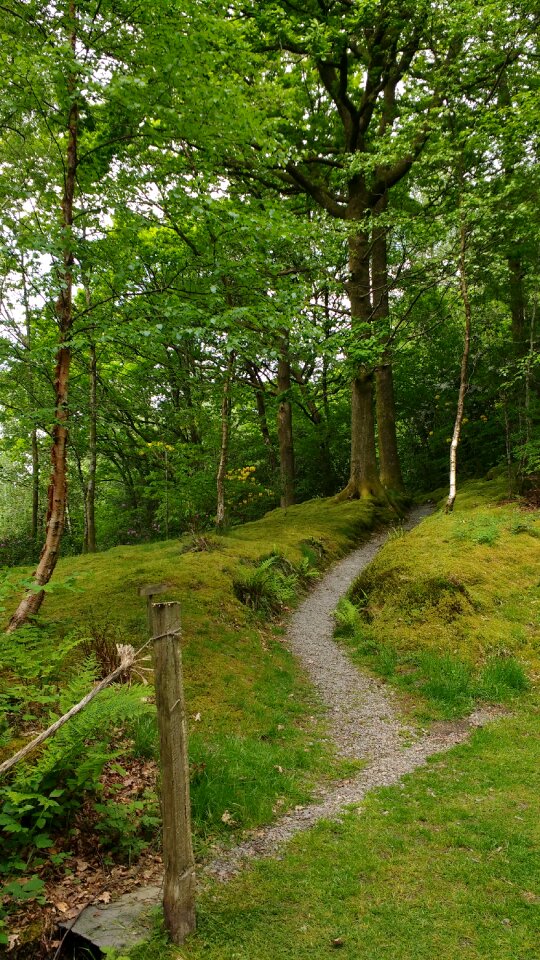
[[232, 548, 319, 614], [121, 704, 540, 960]]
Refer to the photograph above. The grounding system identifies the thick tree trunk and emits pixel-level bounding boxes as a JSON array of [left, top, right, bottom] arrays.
[[446, 220, 472, 514], [277, 335, 295, 507], [337, 226, 384, 500], [216, 352, 235, 529], [372, 209, 405, 493], [343, 371, 380, 498], [85, 343, 97, 552], [376, 362, 404, 492], [8, 5, 78, 631]]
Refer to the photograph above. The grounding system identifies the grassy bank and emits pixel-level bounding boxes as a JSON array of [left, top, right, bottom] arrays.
[[335, 476, 539, 720], [1, 496, 388, 947]]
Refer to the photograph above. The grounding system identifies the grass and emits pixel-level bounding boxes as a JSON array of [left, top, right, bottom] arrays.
[[119, 704, 540, 960], [335, 475, 539, 720], [108, 475, 539, 960], [1, 496, 383, 852]]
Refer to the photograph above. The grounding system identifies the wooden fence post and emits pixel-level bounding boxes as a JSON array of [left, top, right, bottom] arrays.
[[138, 582, 169, 632], [151, 601, 196, 945]]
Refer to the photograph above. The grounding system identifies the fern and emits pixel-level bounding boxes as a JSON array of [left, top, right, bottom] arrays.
[[334, 597, 361, 637], [1, 680, 150, 875], [233, 555, 298, 613]]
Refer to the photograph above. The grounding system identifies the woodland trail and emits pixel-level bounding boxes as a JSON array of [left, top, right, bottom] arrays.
[[205, 504, 494, 880], [66, 505, 497, 948]]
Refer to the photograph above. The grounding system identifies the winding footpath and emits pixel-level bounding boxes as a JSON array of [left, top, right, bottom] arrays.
[[206, 505, 493, 879], [66, 506, 495, 949]]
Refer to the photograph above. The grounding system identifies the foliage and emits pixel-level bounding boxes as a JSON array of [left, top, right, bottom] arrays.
[[232, 547, 319, 614], [334, 598, 362, 638], [0, 493, 377, 945]]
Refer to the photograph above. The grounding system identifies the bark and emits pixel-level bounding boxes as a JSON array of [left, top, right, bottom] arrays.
[[277, 334, 295, 507], [31, 427, 39, 542], [215, 352, 235, 529], [446, 220, 472, 514], [508, 256, 526, 356], [372, 206, 405, 492], [8, 3, 78, 631], [152, 603, 196, 944], [246, 362, 277, 470], [337, 222, 384, 500], [376, 362, 404, 492], [85, 342, 97, 552]]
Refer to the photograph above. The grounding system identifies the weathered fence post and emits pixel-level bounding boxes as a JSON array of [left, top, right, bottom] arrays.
[[151, 601, 196, 945], [138, 582, 169, 632]]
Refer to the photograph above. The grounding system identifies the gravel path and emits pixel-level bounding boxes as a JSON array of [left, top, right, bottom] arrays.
[[206, 505, 495, 880]]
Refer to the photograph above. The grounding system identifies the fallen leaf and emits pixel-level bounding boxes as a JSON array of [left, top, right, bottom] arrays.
[[97, 891, 111, 904]]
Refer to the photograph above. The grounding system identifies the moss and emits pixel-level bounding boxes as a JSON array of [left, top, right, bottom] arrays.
[[340, 478, 540, 718]]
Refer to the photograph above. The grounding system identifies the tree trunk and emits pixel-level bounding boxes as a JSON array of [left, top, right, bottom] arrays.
[[22, 256, 41, 543], [85, 342, 97, 552], [446, 219, 472, 514], [508, 256, 526, 356], [372, 208, 405, 493], [31, 427, 39, 542], [376, 362, 404, 492], [337, 226, 383, 499], [246, 362, 277, 470], [8, 3, 78, 631], [277, 334, 295, 507], [216, 352, 235, 529]]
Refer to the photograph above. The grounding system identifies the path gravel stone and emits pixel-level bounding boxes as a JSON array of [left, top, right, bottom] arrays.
[[64, 505, 497, 949]]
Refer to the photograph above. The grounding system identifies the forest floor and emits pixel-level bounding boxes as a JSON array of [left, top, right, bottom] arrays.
[[2, 477, 539, 959]]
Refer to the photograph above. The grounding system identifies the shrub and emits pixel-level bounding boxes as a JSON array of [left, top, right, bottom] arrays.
[[76, 617, 131, 679], [94, 796, 160, 863]]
